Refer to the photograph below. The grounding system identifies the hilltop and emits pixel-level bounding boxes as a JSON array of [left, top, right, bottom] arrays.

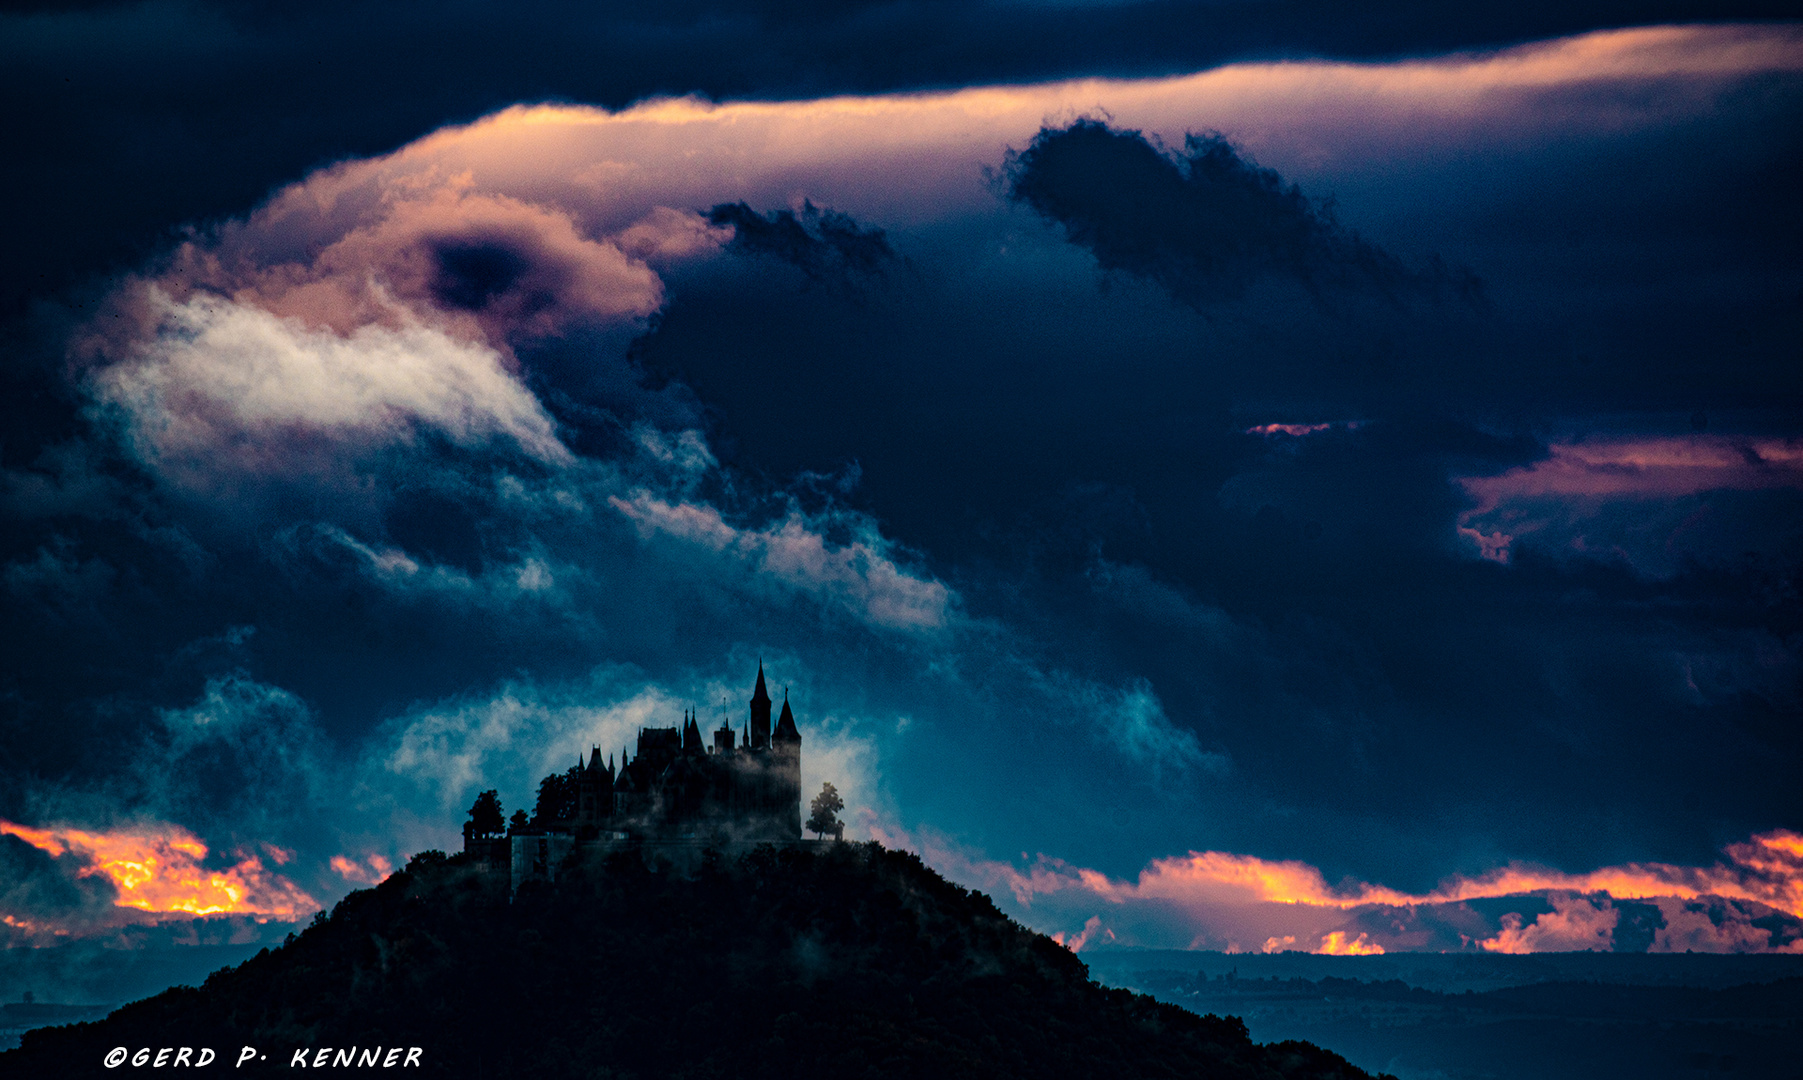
[[7, 842, 1388, 1078]]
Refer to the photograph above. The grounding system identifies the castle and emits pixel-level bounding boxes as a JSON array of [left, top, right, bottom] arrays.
[[463, 665, 803, 885]]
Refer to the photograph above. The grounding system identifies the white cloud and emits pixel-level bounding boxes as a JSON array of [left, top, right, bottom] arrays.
[[373, 678, 679, 814], [610, 490, 953, 632], [86, 288, 570, 490]]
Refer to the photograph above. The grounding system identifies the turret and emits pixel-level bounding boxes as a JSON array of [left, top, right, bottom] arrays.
[[578, 744, 615, 827], [773, 691, 800, 747], [749, 662, 772, 750], [683, 711, 705, 755], [772, 689, 802, 839]]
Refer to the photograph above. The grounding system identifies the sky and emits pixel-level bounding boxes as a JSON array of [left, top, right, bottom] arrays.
[[2, 1, 1801, 978]]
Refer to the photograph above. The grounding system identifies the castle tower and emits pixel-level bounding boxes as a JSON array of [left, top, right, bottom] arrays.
[[772, 689, 803, 838], [577, 745, 615, 829], [749, 662, 772, 750]]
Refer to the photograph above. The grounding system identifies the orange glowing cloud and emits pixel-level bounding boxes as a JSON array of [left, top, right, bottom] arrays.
[[1419, 831, 1803, 918], [1317, 931, 1385, 955], [1119, 829, 1803, 919], [330, 854, 395, 887], [1, 820, 316, 919], [873, 823, 1803, 954]]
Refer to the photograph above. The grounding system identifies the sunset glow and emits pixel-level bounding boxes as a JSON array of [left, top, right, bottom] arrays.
[[0, 819, 316, 918], [330, 853, 395, 886], [1316, 931, 1386, 956], [876, 824, 1803, 954], [1127, 829, 1803, 919], [5, 11, 1800, 1071]]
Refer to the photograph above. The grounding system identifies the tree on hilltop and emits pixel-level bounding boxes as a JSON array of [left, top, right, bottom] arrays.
[[534, 764, 584, 824], [465, 789, 504, 840], [807, 782, 844, 840]]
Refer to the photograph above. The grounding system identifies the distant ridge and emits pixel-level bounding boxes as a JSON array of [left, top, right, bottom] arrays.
[[7, 842, 1389, 1079]]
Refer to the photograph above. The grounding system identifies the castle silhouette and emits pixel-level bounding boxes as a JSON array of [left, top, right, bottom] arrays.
[[464, 664, 802, 885]]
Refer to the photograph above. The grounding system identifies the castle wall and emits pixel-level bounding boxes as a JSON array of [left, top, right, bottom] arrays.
[[511, 832, 576, 890]]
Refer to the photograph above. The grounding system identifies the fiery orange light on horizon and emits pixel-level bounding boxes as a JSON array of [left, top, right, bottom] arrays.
[[0, 819, 316, 919], [875, 821, 1803, 954], [1316, 931, 1386, 955], [1121, 829, 1803, 918]]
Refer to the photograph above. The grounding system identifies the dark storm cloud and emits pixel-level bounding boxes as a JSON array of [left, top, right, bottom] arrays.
[[608, 49, 1801, 885], [707, 202, 900, 283], [4, 0, 1796, 320], [2, 26, 1800, 959], [0, 833, 113, 928], [1003, 119, 1483, 308]]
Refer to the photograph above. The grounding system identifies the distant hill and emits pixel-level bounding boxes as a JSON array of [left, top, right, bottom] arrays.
[[1095, 956, 1803, 1080], [6, 843, 1388, 1078]]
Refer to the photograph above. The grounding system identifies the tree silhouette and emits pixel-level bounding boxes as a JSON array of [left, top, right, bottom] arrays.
[[534, 764, 583, 824], [465, 790, 504, 840], [807, 782, 844, 840], [509, 809, 530, 835]]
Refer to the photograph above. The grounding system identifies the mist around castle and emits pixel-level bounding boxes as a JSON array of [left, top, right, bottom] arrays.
[[463, 665, 849, 890]]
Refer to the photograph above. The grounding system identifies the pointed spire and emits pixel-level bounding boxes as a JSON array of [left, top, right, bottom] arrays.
[[752, 661, 770, 704], [775, 690, 800, 744]]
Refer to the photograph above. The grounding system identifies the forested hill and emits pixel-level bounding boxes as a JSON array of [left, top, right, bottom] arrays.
[[7, 843, 1389, 1078]]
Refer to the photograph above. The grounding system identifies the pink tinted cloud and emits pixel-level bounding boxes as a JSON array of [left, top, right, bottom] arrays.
[[1247, 423, 1335, 437], [873, 824, 1803, 954], [1245, 422, 1364, 438], [1480, 895, 1619, 953], [609, 491, 952, 631], [189, 185, 670, 344], [235, 24, 1799, 242], [72, 25, 1798, 496], [1651, 896, 1800, 953], [1456, 435, 1803, 563], [329, 854, 395, 887]]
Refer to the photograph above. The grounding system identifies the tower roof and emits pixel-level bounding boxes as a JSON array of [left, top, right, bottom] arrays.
[[751, 661, 770, 704], [774, 690, 801, 743]]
